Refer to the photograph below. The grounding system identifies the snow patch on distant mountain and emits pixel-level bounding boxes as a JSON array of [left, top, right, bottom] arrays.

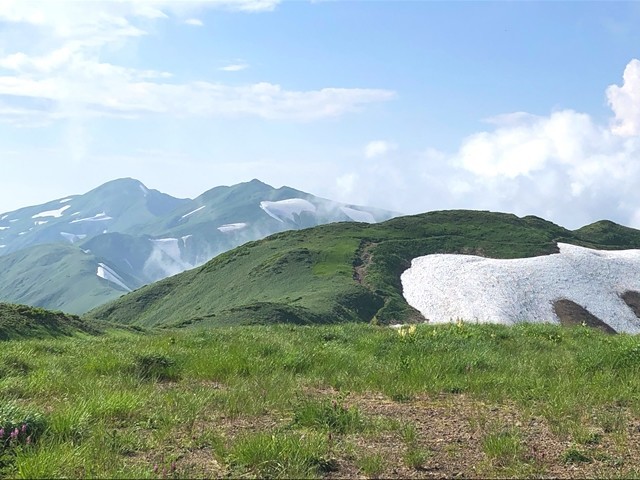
[[181, 206, 205, 219], [0, 227, 9, 231], [218, 223, 248, 233], [9, 219, 18, 223], [401, 243, 640, 334], [139, 184, 149, 196], [0, 245, 5, 248], [59, 198, 73, 203], [340, 207, 376, 223], [34, 220, 48, 226], [0, 215, 7, 220], [97, 263, 131, 292], [60, 232, 87, 244], [32, 205, 71, 219], [259, 199, 316, 223], [70, 212, 112, 223]]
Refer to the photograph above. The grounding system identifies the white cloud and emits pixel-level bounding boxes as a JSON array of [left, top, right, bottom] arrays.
[[364, 140, 396, 159], [332, 59, 640, 229], [607, 58, 640, 136], [0, 1, 394, 124], [220, 63, 249, 72], [184, 18, 204, 26]]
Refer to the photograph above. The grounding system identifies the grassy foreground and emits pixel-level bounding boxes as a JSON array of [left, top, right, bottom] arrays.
[[2, 322, 640, 478]]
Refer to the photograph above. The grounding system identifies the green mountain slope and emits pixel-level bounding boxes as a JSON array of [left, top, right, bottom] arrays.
[[0, 303, 99, 340], [0, 179, 397, 313], [0, 244, 131, 314], [88, 210, 640, 328]]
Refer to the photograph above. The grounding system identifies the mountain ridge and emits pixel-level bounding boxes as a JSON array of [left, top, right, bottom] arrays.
[[0, 178, 399, 313], [87, 209, 640, 331]]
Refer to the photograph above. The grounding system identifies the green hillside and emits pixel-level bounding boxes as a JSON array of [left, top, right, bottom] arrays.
[[87, 210, 640, 328], [0, 178, 397, 314], [0, 303, 99, 340], [0, 244, 130, 314]]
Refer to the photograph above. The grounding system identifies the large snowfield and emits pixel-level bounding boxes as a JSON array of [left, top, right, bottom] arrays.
[[401, 243, 640, 334]]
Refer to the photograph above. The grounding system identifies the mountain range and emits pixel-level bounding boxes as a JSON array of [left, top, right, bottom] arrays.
[[0, 178, 398, 313], [87, 210, 640, 334]]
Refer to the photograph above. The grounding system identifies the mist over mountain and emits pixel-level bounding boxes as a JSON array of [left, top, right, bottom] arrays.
[[0, 178, 398, 313]]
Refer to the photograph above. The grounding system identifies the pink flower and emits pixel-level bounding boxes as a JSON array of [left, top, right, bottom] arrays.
[[0, 428, 5, 438]]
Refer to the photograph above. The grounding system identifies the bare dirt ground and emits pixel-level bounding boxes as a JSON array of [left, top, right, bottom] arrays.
[[142, 389, 640, 479]]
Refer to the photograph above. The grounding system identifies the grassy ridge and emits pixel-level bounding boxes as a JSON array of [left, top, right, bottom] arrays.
[[2, 323, 640, 478], [0, 303, 100, 340], [87, 210, 640, 328]]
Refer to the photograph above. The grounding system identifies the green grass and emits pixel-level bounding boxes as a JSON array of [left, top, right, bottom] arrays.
[[356, 453, 385, 477], [0, 303, 101, 341], [229, 431, 331, 478], [292, 398, 366, 434], [482, 428, 523, 467], [87, 210, 640, 328], [0, 322, 639, 477]]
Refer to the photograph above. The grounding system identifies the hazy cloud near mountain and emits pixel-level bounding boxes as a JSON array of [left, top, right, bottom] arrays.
[[333, 58, 640, 230]]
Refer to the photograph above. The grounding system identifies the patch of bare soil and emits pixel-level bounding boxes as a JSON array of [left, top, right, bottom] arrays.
[[353, 241, 378, 285], [327, 392, 640, 479], [134, 386, 640, 479], [621, 290, 640, 319], [554, 299, 617, 334]]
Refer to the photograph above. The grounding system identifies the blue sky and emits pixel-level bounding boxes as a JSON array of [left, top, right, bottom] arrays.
[[2, 1, 640, 228]]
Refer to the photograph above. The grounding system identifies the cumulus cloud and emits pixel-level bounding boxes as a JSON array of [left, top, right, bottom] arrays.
[[607, 58, 640, 136], [0, 0, 393, 123], [334, 59, 640, 229], [364, 140, 396, 159]]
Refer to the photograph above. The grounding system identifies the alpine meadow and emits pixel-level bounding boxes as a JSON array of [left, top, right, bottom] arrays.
[[3, 1, 640, 479]]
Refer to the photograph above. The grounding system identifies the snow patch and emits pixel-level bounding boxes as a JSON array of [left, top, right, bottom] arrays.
[[139, 183, 149, 196], [217, 222, 248, 233], [181, 206, 205, 219], [0, 226, 9, 231], [9, 219, 18, 223], [18, 231, 27, 235], [259, 198, 316, 223], [340, 207, 376, 223], [401, 243, 640, 334], [60, 232, 87, 244], [59, 197, 73, 203], [70, 212, 112, 223], [32, 205, 70, 219], [97, 263, 131, 292], [0, 245, 5, 248], [0, 215, 7, 220], [34, 220, 48, 226]]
